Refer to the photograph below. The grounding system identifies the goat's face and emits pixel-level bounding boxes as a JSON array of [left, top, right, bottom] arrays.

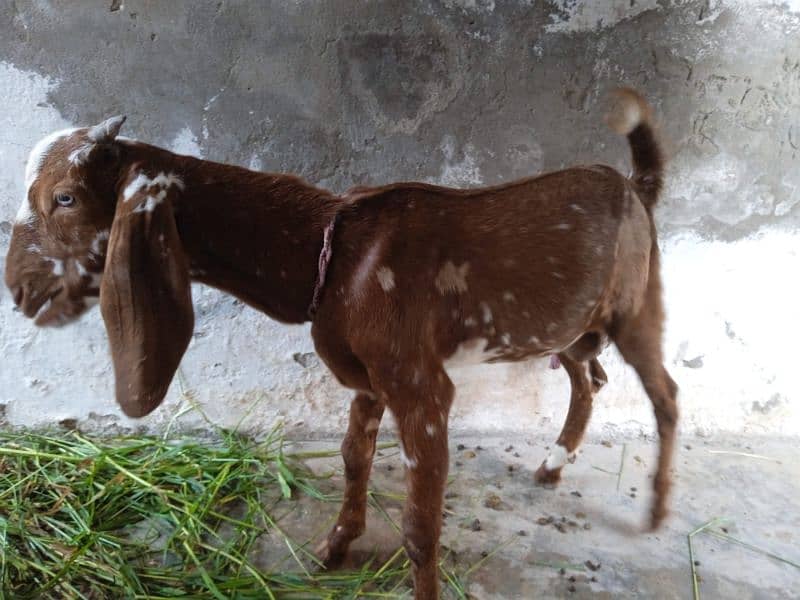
[[5, 118, 126, 326], [5, 116, 195, 418]]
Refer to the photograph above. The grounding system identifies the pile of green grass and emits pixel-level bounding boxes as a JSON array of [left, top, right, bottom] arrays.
[[0, 427, 446, 599]]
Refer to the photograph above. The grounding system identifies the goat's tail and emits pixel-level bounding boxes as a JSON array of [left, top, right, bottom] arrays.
[[605, 88, 664, 211]]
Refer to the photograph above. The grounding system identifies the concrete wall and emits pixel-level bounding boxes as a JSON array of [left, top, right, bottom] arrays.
[[0, 0, 798, 438]]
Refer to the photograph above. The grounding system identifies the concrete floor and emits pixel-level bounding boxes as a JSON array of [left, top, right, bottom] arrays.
[[259, 434, 800, 599]]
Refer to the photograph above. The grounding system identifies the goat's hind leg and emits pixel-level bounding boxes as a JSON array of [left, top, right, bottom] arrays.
[[613, 317, 678, 530], [319, 392, 385, 568], [535, 354, 595, 487]]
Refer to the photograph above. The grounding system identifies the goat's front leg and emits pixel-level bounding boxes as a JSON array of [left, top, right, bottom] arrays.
[[381, 368, 453, 600], [320, 392, 384, 568], [535, 354, 594, 486]]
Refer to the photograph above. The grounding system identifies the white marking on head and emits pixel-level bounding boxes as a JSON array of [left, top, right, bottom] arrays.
[[435, 261, 470, 294], [44, 257, 64, 276], [544, 444, 570, 470], [425, 424, 436, 437], [15, 197, 35, 225], [376, 266, 395, 292], [503, 291, 516, 303], [24, 128, 79, 192]]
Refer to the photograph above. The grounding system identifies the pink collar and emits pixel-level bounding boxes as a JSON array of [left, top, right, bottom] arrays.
[[308, 213, 340, 320]]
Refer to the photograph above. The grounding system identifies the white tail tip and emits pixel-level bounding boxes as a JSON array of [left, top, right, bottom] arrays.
[[605, 88, 648, 136]]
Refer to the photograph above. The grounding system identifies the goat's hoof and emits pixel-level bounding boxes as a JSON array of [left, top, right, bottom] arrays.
[[317, 524, 357, 569], [534, 463, 562, 488], [316, 539, 347, 570]]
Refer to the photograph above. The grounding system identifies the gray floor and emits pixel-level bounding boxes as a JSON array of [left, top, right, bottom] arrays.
[[260, 435, 800, 599]]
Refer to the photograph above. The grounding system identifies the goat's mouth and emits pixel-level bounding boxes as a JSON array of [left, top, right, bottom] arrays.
[[31, 287, 84, 328], [18, 284, 63, 320]]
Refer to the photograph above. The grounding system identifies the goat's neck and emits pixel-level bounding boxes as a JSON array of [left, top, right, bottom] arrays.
[[123, 144, 342, 324]]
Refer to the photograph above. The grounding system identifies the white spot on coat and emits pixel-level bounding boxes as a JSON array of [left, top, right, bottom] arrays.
[[503, 291, 516, 303], [444, 337, 503, 370], [351, 241, 383, 296], [425, 424, 436, 437], [123, 172, 184, 202], [435, 261, 470, 294], [464, 316, 477, 327], [376, 266, 395, 292], [399, 445, 417, 469]]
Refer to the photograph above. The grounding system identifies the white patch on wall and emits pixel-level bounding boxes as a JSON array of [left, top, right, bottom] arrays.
[[664, 151, 796, 226], [170, 126, 203, 158], [546, 0, 659, 33], [434, 136, 483, 187]]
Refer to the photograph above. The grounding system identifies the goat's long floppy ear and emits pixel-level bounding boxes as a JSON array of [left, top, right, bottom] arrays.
[[100, 171, 193, 417]]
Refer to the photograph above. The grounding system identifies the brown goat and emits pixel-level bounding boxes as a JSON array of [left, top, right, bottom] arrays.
[[4, 88, 677, 599]]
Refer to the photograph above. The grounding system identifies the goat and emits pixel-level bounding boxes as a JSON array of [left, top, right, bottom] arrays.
[[4, 88, 677, 599]]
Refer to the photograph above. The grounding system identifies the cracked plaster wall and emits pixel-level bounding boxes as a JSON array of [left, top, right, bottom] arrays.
[[0, 0, 798, 438]]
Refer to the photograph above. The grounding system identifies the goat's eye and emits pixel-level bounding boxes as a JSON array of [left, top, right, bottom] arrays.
[[55, 194, 75, 207]]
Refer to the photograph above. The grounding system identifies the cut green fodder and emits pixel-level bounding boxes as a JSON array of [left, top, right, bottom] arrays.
[[0, 429, 472, 599]]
